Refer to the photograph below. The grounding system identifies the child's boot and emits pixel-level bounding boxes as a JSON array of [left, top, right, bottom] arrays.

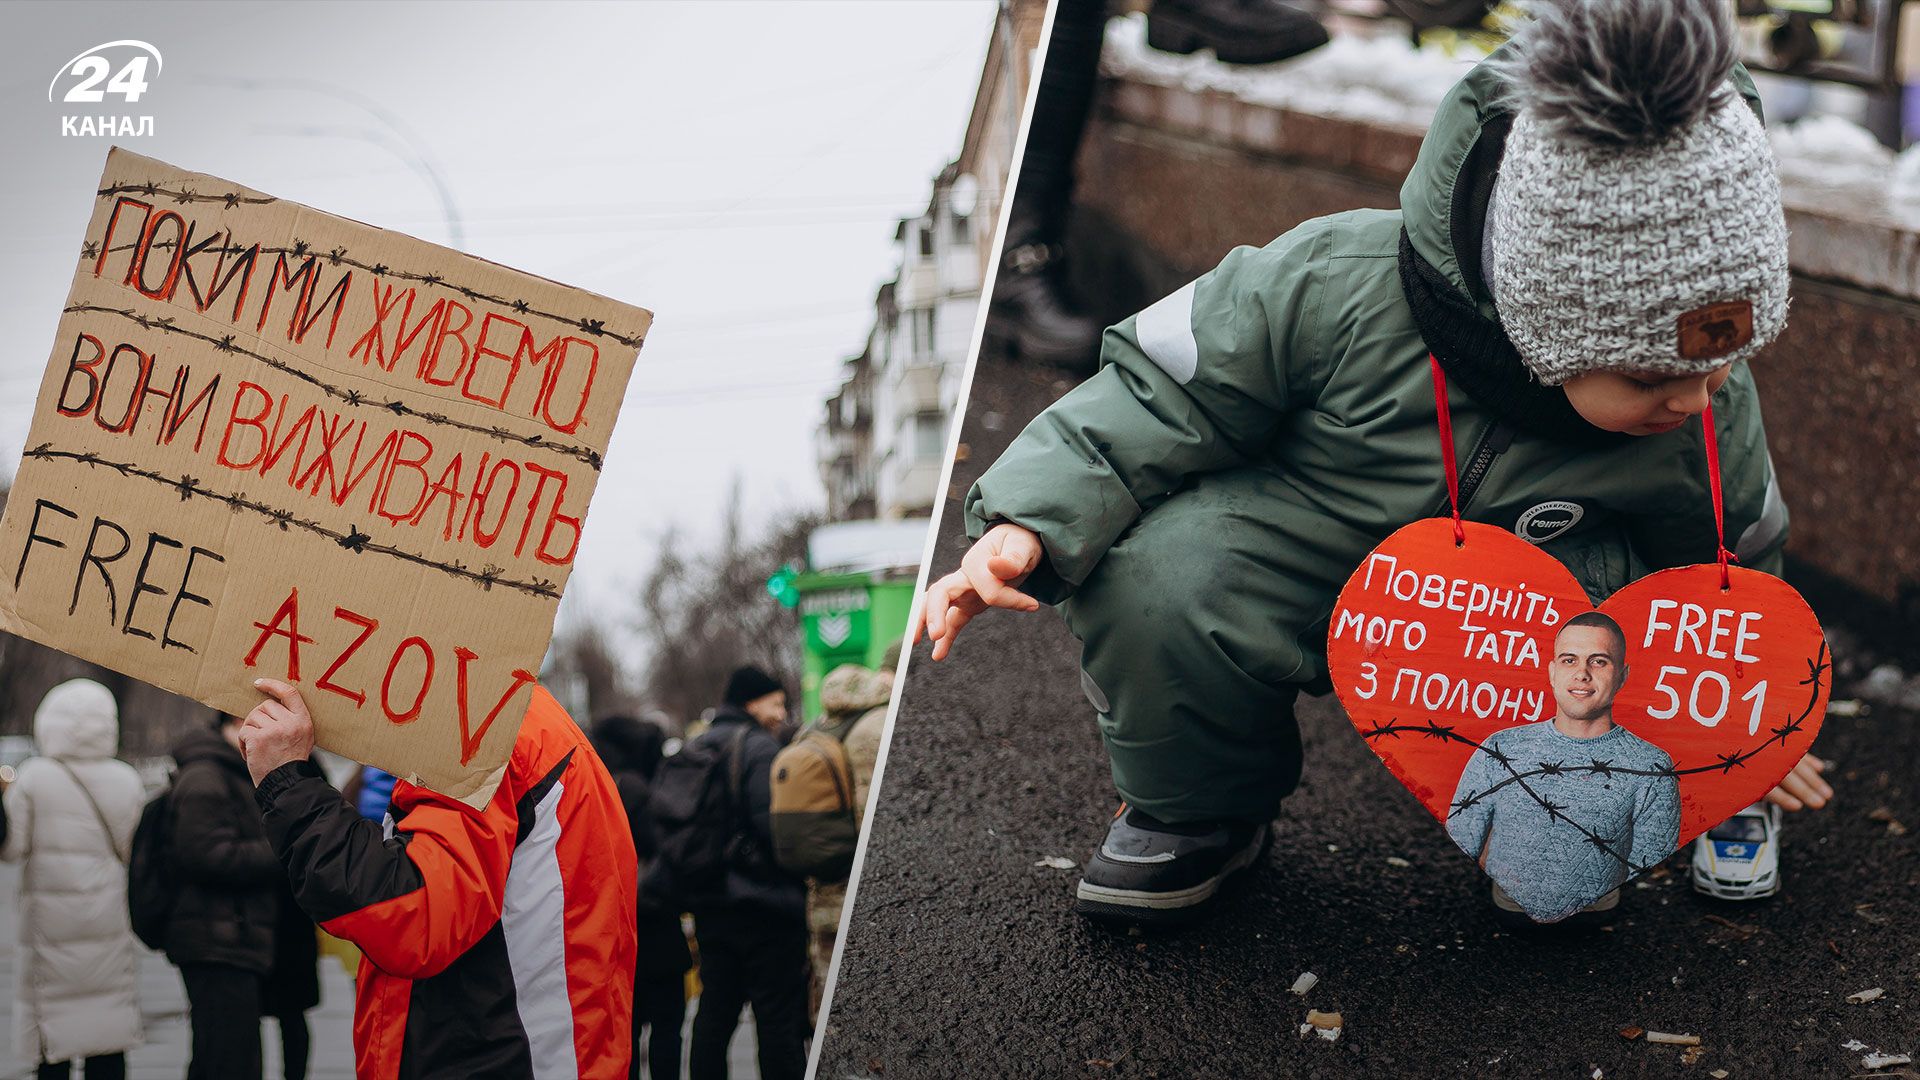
[[1073, 804, 1270, 924]]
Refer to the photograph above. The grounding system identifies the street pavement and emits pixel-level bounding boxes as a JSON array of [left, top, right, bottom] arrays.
[[0, 861, 762, 1078], [817, 347, 1920, 1079]]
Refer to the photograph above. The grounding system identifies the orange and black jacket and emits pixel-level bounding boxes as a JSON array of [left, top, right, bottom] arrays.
[[256, 687, 638, 1079]]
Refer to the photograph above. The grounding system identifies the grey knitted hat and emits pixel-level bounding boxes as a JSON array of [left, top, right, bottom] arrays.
[[1488, 0, 1790, 387]]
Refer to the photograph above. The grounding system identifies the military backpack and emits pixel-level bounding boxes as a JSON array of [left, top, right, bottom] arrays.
[[769, 729, 859, 882]]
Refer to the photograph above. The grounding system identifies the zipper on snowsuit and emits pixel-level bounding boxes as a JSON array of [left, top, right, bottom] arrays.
[[1432, 420, 1515, 519]]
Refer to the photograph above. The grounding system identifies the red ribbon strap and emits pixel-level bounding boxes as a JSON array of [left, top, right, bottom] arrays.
[[1701, 401, 1736, 590], [1428, 354, 1465, 545]]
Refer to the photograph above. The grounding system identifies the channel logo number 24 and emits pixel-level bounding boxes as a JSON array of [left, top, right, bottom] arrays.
[[49, 40, 162, 103]]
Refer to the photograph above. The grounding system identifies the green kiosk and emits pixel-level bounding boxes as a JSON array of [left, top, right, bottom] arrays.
[[769, 519, 928, 723]]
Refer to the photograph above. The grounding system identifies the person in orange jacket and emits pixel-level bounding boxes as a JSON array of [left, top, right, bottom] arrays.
[[238, 677, 638, 1079]]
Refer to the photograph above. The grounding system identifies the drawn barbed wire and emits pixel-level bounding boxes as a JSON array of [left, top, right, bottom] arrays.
[[89, 182, 646, 348], [1361, 641, 1829, 879], [23, 444, 561, 600], [62, 304, 604, 471], [96, 182, 276, 209]]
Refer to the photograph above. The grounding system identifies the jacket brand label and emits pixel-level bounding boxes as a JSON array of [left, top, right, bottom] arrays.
[[1515, 501, 1583, 544]]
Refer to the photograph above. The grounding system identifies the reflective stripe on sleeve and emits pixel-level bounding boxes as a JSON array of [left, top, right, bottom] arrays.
[[1134, 280, 1200, 385]]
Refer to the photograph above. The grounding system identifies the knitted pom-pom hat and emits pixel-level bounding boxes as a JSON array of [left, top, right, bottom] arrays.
[[1488, 0, 1789, 386]]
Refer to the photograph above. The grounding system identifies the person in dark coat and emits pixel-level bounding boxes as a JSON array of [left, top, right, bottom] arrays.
[[686, 667, 810, 1080], [262, 882, 320, 1080], [594, 715, 693, 1080], [166, 713, 281, 1080]]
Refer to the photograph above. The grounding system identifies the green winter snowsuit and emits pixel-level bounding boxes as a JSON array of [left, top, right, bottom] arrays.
[[962, 56, 1787, 824]]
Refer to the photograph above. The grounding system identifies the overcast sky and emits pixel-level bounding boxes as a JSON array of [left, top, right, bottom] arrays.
[[0, 0, 994, 659]]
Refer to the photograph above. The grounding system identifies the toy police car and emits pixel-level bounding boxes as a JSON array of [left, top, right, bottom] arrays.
[[1691, 802, 1781, 900]]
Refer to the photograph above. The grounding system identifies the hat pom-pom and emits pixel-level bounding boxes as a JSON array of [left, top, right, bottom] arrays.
[[1495, 0, 1737, 148]]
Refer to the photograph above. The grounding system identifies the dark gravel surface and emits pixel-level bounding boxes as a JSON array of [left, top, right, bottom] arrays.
[[816, 347, 1920, 1080]]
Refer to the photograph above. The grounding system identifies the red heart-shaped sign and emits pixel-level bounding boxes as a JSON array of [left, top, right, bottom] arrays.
[[1328, 518, 1828, 923]]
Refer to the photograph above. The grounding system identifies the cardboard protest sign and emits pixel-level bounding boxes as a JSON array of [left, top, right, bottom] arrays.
[[1327, 519, 1827, 922], [0, 149, 649, 807]]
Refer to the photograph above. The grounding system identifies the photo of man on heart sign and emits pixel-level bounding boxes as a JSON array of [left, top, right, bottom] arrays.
[[1448, 611, 1681, 923]]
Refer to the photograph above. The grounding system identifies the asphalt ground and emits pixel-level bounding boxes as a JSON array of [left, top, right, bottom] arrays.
[[816, 346, 1920, 1080]]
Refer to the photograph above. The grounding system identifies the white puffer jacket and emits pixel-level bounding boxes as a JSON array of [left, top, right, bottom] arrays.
[[0, 680, 144, 1065]]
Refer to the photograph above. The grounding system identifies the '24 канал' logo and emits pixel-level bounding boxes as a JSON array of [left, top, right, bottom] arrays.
[[49, 40, 162, 138]]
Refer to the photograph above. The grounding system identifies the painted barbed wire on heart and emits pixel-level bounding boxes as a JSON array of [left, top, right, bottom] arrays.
[[1361, 641, 1828, 878]]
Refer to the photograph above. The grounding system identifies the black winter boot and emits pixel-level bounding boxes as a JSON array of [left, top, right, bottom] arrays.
[[983, 0, 1108, 373], [1146, 0, 1330, 66], [986, 236, 1105, 371]]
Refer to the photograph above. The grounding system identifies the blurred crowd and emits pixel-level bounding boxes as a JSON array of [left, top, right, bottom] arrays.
[[0, 650, 895, 1079]]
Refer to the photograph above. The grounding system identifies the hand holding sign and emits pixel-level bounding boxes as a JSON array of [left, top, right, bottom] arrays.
[[239, 677, 314, 786]]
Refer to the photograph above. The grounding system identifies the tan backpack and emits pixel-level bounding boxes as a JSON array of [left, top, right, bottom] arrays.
[[768, 730, 858, 883]]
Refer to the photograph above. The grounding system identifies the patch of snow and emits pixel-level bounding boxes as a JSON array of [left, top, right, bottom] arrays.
[[1102, 13, 1477, 130], [1891, 145, 1920, 205], [1769, 114, 1899, 204], [1771, 114, 1893, 172]]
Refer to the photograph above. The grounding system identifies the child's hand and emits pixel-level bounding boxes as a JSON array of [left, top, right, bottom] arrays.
[[1763, 753, 1833, 811], [915, 523, 1044, 660]]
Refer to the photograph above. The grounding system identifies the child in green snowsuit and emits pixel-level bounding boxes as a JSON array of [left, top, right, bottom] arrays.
[[916, 0, 1832, 922]]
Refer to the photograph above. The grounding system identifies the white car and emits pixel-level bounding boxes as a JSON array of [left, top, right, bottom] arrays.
[[1691, 802, 1781, 900]]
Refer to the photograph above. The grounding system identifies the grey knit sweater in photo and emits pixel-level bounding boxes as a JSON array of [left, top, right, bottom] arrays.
[[1447, 721, 1680, 922]]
